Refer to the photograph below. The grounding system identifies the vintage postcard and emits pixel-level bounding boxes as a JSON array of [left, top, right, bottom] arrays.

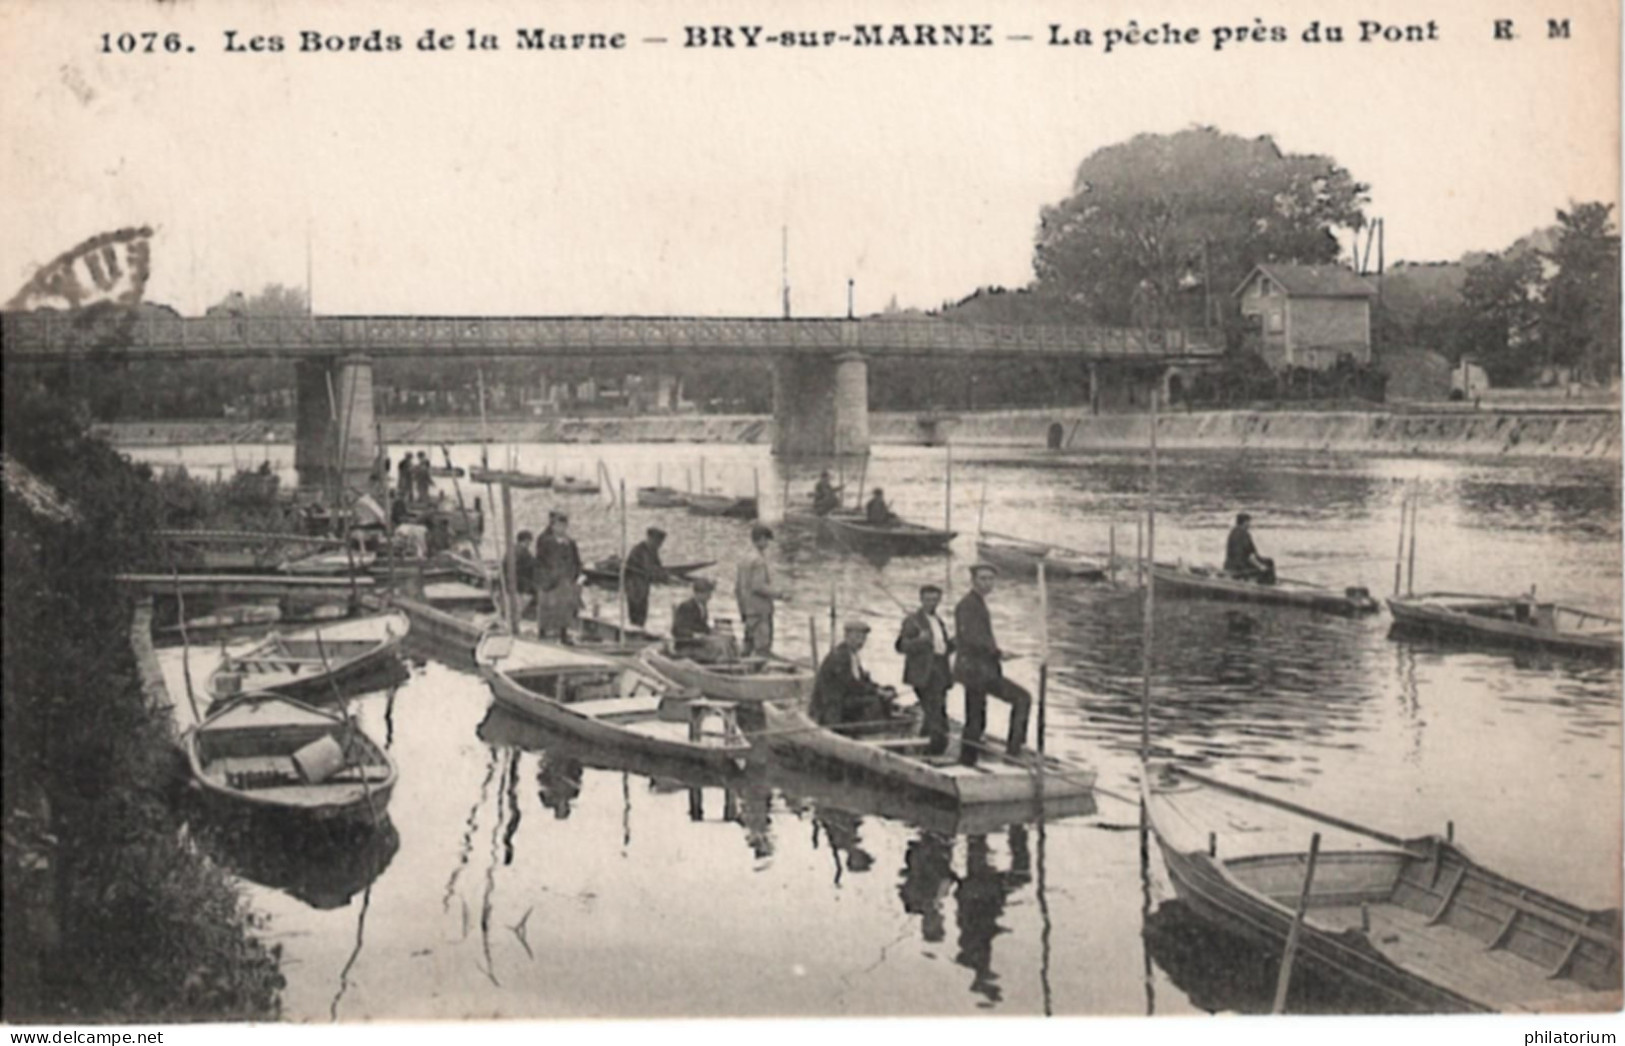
[[1, 0, 1619, 1041]]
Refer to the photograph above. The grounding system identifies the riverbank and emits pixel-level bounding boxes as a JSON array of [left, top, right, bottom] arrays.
[[95, 404, 1620, 459]]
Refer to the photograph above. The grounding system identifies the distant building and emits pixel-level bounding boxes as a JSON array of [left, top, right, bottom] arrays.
[[1235, 263, 1377, 370]]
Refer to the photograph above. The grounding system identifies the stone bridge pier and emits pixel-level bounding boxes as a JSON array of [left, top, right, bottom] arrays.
[[293, 354, 378, 494], [771, 351, 870, 458]]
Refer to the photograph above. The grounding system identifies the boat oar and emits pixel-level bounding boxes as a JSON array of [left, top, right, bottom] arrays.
[[1271, 832, 1323, 1014]]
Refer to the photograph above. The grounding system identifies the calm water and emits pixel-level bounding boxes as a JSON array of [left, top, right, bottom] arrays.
[[144, 440, 1623, 1019]]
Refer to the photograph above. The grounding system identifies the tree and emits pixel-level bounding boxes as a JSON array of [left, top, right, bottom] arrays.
[[1540, 202, 1621, 382], [1033, 128, 1369, 331], [1455, 250, 1544, 384]]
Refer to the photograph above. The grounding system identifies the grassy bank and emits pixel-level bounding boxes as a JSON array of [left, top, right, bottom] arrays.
[[2, 393, 284, 1022]]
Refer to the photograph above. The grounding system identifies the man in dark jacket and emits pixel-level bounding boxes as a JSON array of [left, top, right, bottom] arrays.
[[865, 488, 898, 526], [1224, 512, 1276, 584], [896, 584, 955, 755], [535, 512, 584, 641], [671, 577, 717, 657], [397, 452, 414, 501], [508, 529, 538, 619], [623, 527, 669, 628], [809, 621, 894, 726], [952, 563, 1031, 765]]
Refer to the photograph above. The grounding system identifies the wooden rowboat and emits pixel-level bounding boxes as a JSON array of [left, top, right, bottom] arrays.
[[636, 486, 688, 508], [279, 549, 377, 575], [428, 465, 465, 479], [1143, 764, 1622, 1013], [1151, 563, 1379, 616], [184, 693, 396, 825], [469, 468, 552, 489], [581, 556, 717, 588], [208, 611, 410, 705], [553, 476, 601, 495], [1388, 592, 1621, 659], [476, 634, 751, 772], [975, 536, 1107, 581], [823, 515, 956, 556], [640, 647, 813, 705], [760, 704, 1094, 806], [685, 493, 758, 519]]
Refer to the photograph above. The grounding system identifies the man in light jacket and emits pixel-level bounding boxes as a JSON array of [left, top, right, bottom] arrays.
[[735, 523, 787, 656]]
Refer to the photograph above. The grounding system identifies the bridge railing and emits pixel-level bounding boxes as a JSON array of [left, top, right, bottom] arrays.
[[3, 311, 1222, 359]]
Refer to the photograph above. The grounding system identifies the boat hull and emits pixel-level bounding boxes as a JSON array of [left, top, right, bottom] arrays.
[[1388, 595, 1621, 659], [636, 487, 689, 508], [641, 649, 812, 705], [207, 613, 410, 705], [824, 518, 955, 555], [975, 540, 1105, 580], [1152, 565, 1379, 616]]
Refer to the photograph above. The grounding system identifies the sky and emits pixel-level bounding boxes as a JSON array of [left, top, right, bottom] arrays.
[[0, 0, 1617, 318]]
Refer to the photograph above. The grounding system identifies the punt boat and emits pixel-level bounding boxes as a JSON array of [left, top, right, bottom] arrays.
[[468, 468, 552, 489], [1387, 592, 1621, 659], [581, 555, 717, 588], [428, 465, 465, 479], [184, 693, 396, 825], [636, 486, 689, 508], [208, 611, 410, 705], [760, 704, 1094, 806], [975, 535, 1107, 581], [476, 634, 751, 772], [553, 476, 601, 495], [1151, 563, 1379, 616], [823, 515, 956, 556], [640, 647, 813, 705], [685, 493, 758, 519], [1143, 764, 1622, 1013]]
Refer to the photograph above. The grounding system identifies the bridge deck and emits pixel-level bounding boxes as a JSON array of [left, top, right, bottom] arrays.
[[3, 313, 1221, 362]]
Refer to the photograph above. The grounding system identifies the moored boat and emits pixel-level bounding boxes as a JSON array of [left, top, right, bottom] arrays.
[[476, 634, 751, 771], [554, 475, 601, 495], [640, 647, 813, 705], [760, 704, 1094, 806], [636, 485, 688, 508], [208, 611, 410, 705], [1143, 763, 1622, 1013], [428, 465, 465, 479], [1387, 591, 1621, 659], [686, 493, 758, 519], [823, 515, 956, 556], [469, 467, 552, 489], [280, 548, 377, 575], [976, 536, 1107, 581], [1151, 563, 1379, 616], [581, 555, 716, 588], [184, 693, 396, 825]]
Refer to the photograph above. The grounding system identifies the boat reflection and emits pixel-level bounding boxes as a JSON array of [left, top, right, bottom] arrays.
[[187, 808, 400, 910]]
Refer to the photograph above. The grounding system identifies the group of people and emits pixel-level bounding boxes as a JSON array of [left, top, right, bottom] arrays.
[[807, 563, 1031, 766], [809, 470, 900, 528], [395, 450, 439, 505], [669, 523, 788, 661], [505, 511, 587, 640]]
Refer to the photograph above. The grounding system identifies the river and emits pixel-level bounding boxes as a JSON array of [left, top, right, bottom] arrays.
[[139, 440, 1622, 1019]]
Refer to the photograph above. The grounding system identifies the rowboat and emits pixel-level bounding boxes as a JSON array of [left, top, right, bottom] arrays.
[[1143, 764, 1622, 1013], [975, 536, 1107, 581], [686, 493, 758, 519], [1151, 563, 1380, 616], [184, 693, 396, 825], [636, 486, 688, 508], [477, 704, 740, 793], [280, 549, 377, 575], [208, 611, 410, 705], [581, 556, 717, 588], [823, 515, 956, 556], [554, 476, 601, 495], [428, 465, 465, 479], [1387, 592, 1621, 659], [760, 704, 1094, 806], [468, 468, 552, 489], [640, 647, 813, 705], [476, 634, 751, 771]]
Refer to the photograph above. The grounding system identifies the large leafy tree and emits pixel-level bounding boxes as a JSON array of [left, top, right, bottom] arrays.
[[1033, 128, 1369, 330], [1454, 250, 1545, 384], [1540, 202, 1621, 382]]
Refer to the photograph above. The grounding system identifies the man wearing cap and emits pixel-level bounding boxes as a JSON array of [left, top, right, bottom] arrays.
[[1224, 512, 1275, 584], [623, 527, 670, 628], [896, 584, 955, 755], [535, 511, 584, 641], [735, 523, 787, 656], [671, 577, 718, 658], [953, 563, 1032, 765], [810, 620, 895, 726]]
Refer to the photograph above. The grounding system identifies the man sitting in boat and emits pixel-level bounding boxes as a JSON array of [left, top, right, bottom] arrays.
[[812, 471, 842, 515], [672, 577, 732, 661], [809, 621, 898, 727], [865, 488, 899, 527], [896, 584, 955, 756], [623, 527, 672, 628], [1224, 512, 1276, 585]]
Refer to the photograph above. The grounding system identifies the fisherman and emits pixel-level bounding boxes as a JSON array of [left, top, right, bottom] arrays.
[[953, 563, 1032, 766], [1224, 512, 1276, 585], [671, 577, 720, 658], [414, 451, 433, 503], [535, 511, 584, 642], [508, 529, 538, 618], [809, 621, 897, 727], [623, 527, 670, 628], [735, 523, 787, 656], [812, 470, 842, 516], [865, 487, 899, 527], [389, 490, 409, 528], [397, 451, 414, 500], [896, 583, 955, 756], [426, 514, 454, 557]]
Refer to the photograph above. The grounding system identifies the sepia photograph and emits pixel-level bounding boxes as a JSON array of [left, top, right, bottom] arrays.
[[1, 0, 1620, 1037]]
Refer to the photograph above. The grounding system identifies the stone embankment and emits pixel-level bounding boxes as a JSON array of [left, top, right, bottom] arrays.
[[98, 406, 1619, 459]]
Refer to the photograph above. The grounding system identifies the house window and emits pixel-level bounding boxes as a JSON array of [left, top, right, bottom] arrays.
[[1258, 277, 1272, 297], [1268, 310, 1284, 333]]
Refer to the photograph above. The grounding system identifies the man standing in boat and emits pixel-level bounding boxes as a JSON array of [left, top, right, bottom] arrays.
[[1224, 512, 1276, 585], [508, 529, 538, 620], [535, 511, 584, 642], [953, 563, 1032, 765], [736, 524, 787, 656], [623, 527, 670, 629], [809, 621, 896, 726], [896, 584, 955, 756]]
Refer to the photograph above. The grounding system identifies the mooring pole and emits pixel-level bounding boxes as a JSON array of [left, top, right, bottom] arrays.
[[1141, 389, 1158, 762]]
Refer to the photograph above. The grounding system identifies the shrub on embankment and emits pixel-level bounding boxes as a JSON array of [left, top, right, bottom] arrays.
[[2, 393, 283, 1022]]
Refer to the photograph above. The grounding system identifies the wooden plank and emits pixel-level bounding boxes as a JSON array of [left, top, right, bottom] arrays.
[[1427, 865, 1468, 924]]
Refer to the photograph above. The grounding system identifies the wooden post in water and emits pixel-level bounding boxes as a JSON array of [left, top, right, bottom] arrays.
[[1141, 389, 1158, 762], [1393, 486, 1409, 597], [1136, 518, 1144, 589], [1406, 487, 1419, 596], [808, 616, 820, 668], [944, 439, 953, 597], [1037, 561, 1049, 757], [1109, 524, 1118, 587], [618, 478, 628, 639], [752, 467, 760, 518], [500, 482, 519, 630], [1272, 832, 1323, 1015], [699, 457, 706, 495]]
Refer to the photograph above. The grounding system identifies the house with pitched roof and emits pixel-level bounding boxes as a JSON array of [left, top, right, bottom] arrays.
[[1234, 263, 1377, 370]]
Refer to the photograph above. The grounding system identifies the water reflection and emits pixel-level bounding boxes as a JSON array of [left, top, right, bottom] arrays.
[[188, 811, 400, 911]]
